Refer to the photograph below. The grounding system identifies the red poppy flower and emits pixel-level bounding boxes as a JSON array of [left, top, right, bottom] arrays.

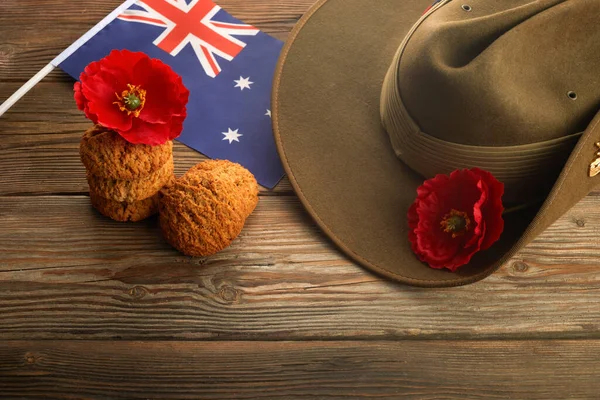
[[408, 168, 504, 271], [74, 49, 189, 145]]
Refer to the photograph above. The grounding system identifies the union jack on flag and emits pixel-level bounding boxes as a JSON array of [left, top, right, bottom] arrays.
[[58, 0, 285, 188], [116, 0, 259, 78]]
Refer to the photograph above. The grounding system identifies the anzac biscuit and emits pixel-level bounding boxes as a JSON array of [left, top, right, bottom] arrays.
[[159, 160, 259, 256], [87, 155, 175, 202], [80, 125, 173, 180], [89, 191, 160, 222], [183, 160, 259, 218]]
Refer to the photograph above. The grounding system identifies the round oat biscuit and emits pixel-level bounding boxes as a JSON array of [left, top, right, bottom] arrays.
[[184, 160, 259, 218], [80, 125, 173, 180], [87, 155, 175, 202], [89, 191, 159, 222], [158, 160, 259, 256]]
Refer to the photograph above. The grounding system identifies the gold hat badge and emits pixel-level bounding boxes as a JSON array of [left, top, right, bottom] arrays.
[[589, 142, 600, 177]]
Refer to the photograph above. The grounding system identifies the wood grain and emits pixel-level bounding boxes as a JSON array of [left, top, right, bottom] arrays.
[[1, 340, 599, 399], [1, 194, 600, 340]]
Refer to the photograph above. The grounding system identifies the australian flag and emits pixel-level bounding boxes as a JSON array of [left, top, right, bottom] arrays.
[[58, 0, 285, 188]]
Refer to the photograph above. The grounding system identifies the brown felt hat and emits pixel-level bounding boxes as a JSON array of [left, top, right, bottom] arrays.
[[272, 0, 600, 287]]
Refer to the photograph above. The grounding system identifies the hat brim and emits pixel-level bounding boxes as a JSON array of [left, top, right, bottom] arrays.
[[272, 0, 599, 287]]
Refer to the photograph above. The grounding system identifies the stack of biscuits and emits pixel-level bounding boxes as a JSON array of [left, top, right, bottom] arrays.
[[80, 125, 175, 222]]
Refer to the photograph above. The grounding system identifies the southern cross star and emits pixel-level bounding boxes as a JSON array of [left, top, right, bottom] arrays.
[[222, 128, 243, 144], [234, 76, 253, 91]]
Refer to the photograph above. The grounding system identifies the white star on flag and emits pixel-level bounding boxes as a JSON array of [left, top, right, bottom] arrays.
[[265, 109, 271, 117], [222, 128, 243, 144], [234, 76, 253, 90]]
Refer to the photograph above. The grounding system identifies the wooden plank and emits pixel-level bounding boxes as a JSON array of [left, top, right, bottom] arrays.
[[1, 339, 599, 399], [0, 0, 315, 83], [2, 195, 600, 340], [0, 82, 293, 195]]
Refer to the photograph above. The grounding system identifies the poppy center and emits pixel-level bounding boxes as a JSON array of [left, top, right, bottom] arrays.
[[440, 209, 471, 238], [114, 84, 146, 117]]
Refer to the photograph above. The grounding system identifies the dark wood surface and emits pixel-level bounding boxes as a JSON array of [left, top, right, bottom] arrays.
[[1, 0, 600, 398], [2, 340, 600, 399]]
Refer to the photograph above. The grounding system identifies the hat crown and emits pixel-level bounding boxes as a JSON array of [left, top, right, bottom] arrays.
[[398, 0, 600, 147]]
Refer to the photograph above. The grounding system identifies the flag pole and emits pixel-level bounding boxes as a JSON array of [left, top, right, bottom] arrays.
[[0, 0, 138, 118], [0, 63, 55, 117]]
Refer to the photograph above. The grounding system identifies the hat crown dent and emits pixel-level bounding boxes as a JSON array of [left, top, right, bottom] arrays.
[[398, 0, 600, 148]]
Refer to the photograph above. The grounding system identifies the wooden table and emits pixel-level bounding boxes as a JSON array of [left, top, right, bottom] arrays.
[[1, 1, 600, 398]]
